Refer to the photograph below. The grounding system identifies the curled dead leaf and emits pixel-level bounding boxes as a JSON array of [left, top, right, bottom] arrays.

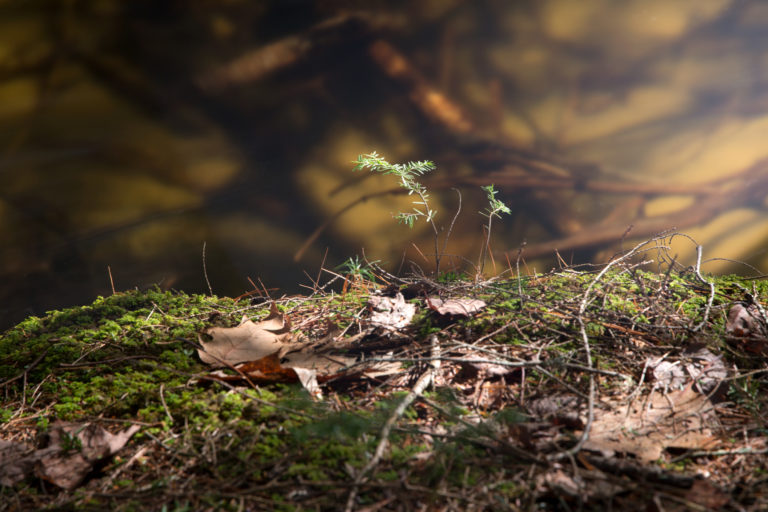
[[582, 387, 720, 463], [368, 293, 415, 330], [726, 302, 768, 354], [427, 297, 486, 317], [198, 303, 294, 366], [0, 422, 140, 490]]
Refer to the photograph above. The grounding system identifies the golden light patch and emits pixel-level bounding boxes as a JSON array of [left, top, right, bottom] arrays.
[[0, 79, 37, 119], [562, 86, 692, 146], [644, 196, 695, 217]]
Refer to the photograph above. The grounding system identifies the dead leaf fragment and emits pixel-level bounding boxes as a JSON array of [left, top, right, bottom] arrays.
[[461, 355, 518, 378], [0, 422, 141, 490], [726, 302, 768, 354], [2, 423, 140, 489], [685, 479, 730, 509], [427, 297, 486, 317], [582, 387, 720, 463], [368, 293, 415, 330], [0, 439, 36, 487], [647, 357, 686, 390], [648, 346, 728, 397], [726, 302, 765, 338], [198, 304, 293, 366], [682, 345, 728, 397]]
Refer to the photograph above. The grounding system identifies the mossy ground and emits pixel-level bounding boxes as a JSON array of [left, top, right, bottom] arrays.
[[1, 263, 768, 511]]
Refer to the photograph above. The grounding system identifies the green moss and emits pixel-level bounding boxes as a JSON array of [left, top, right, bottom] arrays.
[[0, 269, 764, 510]]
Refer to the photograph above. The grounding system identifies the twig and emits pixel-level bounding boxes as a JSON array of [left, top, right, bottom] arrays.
[[159, 383, 173, 424], [692, 244, 715, 332], [439, 188, 462, 272], [667, 234, 716, 332], [547, 233, 668, 461], [107, 265, 116, 295], [202, 241, 213, 296], [344, 335, 440, 512], [0, 349, 48, 388]]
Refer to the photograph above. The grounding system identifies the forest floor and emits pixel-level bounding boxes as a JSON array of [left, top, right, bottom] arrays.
[[2, 240, 768, 511]]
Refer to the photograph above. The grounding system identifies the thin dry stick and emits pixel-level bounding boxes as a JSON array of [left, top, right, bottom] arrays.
[[692, 244, 715, 332], [159, 383, 173, 423], [344, 335, 440, 512], [667, 233, 716, 332], [202, 241, 213, 296], [547, 233, 668, 461], [439, 188, 462, 269], [107, 265, 116, 295]]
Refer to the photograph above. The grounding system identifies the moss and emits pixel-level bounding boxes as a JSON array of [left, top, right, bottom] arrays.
[[0, 270, 765, 510]]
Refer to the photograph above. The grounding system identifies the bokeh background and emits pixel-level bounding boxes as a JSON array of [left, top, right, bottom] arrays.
[[2, 0, 768, 330]]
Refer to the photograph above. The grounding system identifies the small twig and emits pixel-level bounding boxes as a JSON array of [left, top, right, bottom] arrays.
[[345, 335, 439, 512], [547, 233, 668, 461], [439, 187, 462, 273], [107, 265, 116, 295], [692, 244, 715, 332], [410, 242, 429, 264], [159, 383, 173, 424], [202, 241, 213, 296], [0, 349, 48, 388]]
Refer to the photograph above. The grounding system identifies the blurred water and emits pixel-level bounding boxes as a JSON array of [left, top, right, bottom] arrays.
[[1, 0, 768, 330]]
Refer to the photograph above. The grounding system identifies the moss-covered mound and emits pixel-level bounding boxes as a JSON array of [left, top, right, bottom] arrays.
[[1, 265, 767, 511]]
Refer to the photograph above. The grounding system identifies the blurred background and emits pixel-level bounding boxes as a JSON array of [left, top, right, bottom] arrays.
[[2, 0, 768, 330]]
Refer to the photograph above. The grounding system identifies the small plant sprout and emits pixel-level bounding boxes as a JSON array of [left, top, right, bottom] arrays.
[[353, 152, 445, 274], [478, 184, 511, 277], [336, 255, 379, 292]]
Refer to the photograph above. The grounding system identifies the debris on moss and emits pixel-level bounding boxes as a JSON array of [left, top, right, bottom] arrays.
[[2, 255, 768, 510]]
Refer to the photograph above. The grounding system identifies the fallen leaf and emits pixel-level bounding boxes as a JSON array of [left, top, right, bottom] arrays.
[[461, 355, 518, 378], [648, 346, 728, 397], [684, 479, 730, 509], [726, 303, 765, 338], [0, 439, 36, 487], [207, 349, 400, 396], [292, 367, 321, 400], [681, 345, 728, 397], [198, 304, 294, 366], [647, 357, 687, 390], [582, 387, 720, 463], [725, 302, 768, 354], [368, 293, 415, 330], [34, 422, 140, 490], [427, 297, 486, 317]]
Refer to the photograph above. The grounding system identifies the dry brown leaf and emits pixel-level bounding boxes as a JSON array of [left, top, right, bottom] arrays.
[[0, 439, 36, 487], [212, 351, 297, 382], [726, 303, 764, 337], [582, 387, 720, 463], [684, 479, 730, 509], [647, 357, 687, 390], [726, 302, 768, 354], [368, 293, 415, 330], [35, 422, 140, 490], [282, 350, 356, 376], [208, 348, 400, 396], [461, 355, 517, 378], [427, 297, 486, 317], [198, 304, 294, 366]]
